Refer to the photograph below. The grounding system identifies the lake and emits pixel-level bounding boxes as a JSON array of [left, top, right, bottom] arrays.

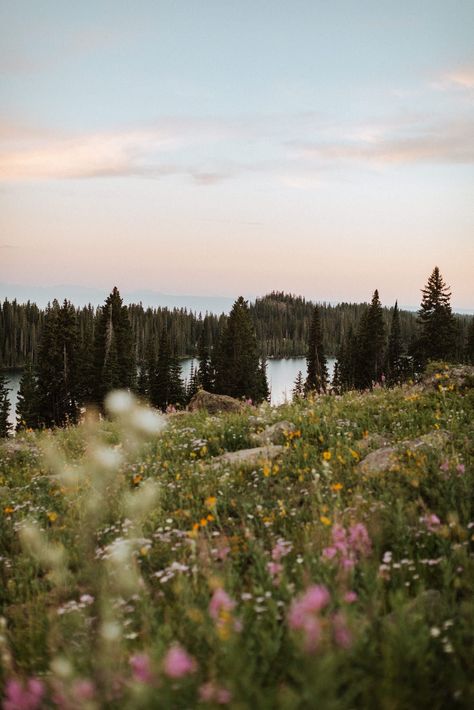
[[4, 357, 336, 427]]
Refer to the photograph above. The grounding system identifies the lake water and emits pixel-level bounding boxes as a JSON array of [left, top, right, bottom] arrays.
[[4, 357, 336, 426]]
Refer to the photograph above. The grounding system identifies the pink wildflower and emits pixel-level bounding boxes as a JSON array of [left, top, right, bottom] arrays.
[[439, 460, 450, 472], [163, 644, 196, 679], [348, 523, 371, 557], [344, 591, 358, 604], [199, 682, 232, 704], [3, 678, 45, 710], [288, 585, 330, 652], [209, 588, 236, 620], [421, 514, 441, 532], [271, 538, 293, 561], [333, 612, 352, 649], [267, 561, 283, 585], [130, 653, 153, 684], [456, 463, 465, 475], [72, 679, 95, 701]]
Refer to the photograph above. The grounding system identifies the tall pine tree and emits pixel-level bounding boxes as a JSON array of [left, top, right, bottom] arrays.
[[214, 297, 264, 402], [354, 290, 386, 389], [16, 360, 39, 430], [416, 267, 456, 365], [93, 287, 134, 405], [0, 374, 11, 437], [304, 306, 328, 394], [386, 301, 403, 384], [36, 300, 81, 427]]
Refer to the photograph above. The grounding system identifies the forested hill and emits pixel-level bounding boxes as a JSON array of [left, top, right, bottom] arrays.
[[0, 291, 471, 368]]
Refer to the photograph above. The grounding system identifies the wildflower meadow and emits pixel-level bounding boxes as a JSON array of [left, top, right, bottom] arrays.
[[0, 365, 473, 708]]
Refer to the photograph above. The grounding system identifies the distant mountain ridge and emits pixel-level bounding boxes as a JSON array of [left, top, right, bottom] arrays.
[[0, 283, 236, 314]]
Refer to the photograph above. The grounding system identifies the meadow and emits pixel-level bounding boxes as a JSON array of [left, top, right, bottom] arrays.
[[0, 364, 473, 709]]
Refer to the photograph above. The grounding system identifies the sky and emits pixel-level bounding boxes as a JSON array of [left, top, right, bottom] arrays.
[[0, 1, 473, 309]]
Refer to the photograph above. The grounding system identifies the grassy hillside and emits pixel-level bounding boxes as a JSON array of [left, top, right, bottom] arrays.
[[0, 365, 473, 708]]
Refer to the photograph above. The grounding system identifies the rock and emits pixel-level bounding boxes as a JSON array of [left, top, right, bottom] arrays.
[[355, 433, 392, 454], [187, 390, 245, 415], [357, 430, 450, 475], [250, 420, 296, 446], [210, 445, 284, 469], [407, 364, 474, 395]]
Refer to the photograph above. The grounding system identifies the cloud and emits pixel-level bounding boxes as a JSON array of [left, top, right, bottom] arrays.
[[0, 243, 18, 249], [289, 118, 474, 167], [443, 67, 474, 90]]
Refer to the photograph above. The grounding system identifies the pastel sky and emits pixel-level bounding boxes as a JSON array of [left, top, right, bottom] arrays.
[[1, 1, 473, 308]]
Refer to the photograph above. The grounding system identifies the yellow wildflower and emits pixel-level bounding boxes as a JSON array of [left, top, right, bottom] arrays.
[[3, 506, 14, 515], [205, 496, 217, 509], [322, 451, 332, 461], [47, 511, 58, 523], [331, 483, 343, 492], [320, 515, 332, 526]]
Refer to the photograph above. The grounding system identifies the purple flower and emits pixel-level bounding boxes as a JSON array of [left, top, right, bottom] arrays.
[[3, 678, 45, 710], [333, 612, 352, 649], [163, 644, 196, 679], [130, 653, 153, 684], [209, 588, 236, 620]]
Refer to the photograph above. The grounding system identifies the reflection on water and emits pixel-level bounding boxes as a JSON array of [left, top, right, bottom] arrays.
[[4, 357, 337, 426]]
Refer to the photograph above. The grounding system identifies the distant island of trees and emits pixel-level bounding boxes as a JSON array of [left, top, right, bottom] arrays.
[[0, 266, 473, 434]]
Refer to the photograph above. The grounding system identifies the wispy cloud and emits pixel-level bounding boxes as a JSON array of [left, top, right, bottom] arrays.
[[289, 118, 474, 167]]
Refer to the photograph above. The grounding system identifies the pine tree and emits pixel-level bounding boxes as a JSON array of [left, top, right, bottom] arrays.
[[354, 290, 386, 389], [304, 306, 328, 394], [256, 357, 270, 402], [16, 360, 39, 430], [36, 300, 81, 427], [337, 326, 357, 391], [197, 325, 214, 391], [93, 287, 134, 405], [169, 351, 185, 408], [466, 318, 474, 364], [331, 361, 342, 394], [386, 301, 403, 384], [293, 370, 305, 399], [150, 329, 185, 411], [416, 267, 456, 365], [214, 297, 263, 402], [0, 373, 11, 437]]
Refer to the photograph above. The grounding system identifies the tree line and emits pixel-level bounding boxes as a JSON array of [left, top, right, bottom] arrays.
[[0, 290, 269, 433], [2, 290, 472, 371], [293, 267, 474, 398], [0, 266, 473, 435]]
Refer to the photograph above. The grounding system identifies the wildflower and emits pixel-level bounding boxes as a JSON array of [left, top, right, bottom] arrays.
[[344, 591, 358, 603], [73, 680, 95, 701], [430, 627, 441, 638], [130, 653, 153, 684], [209, 588, 236, 620], [322, 451, 332, 461], [421, 514, 441, 532], [271, 538, 293, 561], [3, 678, 45, 710], [132, 473, 143, 486], [205, 496, 217, 509], [331, 483, 343, 492], [333, 612, 352, 648], [439, 460, 450, 472], [320, 516, 332, 526], [348, 523, 371, 557], [288, 585, 330, 652], [4, 506, 15, 515], [162, 644, 196, 679], [267, 561, 283, 585], [456, 463, 465, 475], [199, 682, 232, 704], [47, 512, 58, 523]]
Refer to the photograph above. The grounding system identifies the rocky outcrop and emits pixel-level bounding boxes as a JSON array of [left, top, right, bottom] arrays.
[[210, 445, 284, 469], [357, 430, 450, 475], [187, 390, 245, 414], [250, 420, 296, 446]]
